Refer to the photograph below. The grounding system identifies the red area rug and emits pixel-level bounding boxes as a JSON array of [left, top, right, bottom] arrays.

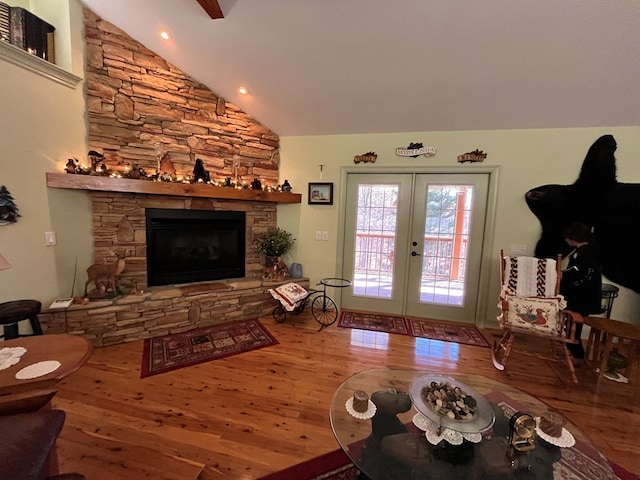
[[337, 310, 410, 335], [140, 319, 278, 378], [338, 310, 490, 348], [257, 447, 638, 480], [256, 449, 357, 480], [407, 316, 490, 348]]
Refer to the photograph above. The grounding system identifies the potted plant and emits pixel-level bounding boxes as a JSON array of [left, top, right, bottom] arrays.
[[254, 227, 295, 266]]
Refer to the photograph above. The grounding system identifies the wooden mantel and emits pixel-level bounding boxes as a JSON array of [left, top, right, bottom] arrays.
[[46, 173, 302, 203]]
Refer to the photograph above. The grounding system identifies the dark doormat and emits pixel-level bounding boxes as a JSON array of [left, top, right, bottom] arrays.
[[407, 316, 491, 348], [337, 310, 411, 335], [140, 318, 278, 377], [338, 309, 490, 348]]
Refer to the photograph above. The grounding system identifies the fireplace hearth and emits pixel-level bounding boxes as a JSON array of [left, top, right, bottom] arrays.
[[145, 208, 246, 286]]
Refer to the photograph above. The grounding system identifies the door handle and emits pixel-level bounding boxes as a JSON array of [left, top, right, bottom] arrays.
[[411, 251, 421, 256]]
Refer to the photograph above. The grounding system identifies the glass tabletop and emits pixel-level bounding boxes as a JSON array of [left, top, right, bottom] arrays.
[[329, 368, 616, 480], [320, 277, 352, 288]]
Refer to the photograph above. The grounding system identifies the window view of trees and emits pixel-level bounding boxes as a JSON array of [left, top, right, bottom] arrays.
[[354, 184, 398, 298], [352, 183, 472, 304]]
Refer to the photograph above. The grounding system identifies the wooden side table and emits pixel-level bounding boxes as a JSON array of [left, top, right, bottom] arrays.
[[584, 316, 640, 402], [0, 334, 92, 397]]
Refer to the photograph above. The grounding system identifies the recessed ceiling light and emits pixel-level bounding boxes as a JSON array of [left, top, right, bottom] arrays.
[[159, 29, 172, 41], [238, 86, 249, 95]]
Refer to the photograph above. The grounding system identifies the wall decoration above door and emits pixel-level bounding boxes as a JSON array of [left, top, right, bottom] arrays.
[[395, 142, 436, 158], [457, 149, 487, 163], [354, 151, 377, 164]]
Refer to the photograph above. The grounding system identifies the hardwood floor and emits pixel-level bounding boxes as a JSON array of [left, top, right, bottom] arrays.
[[53, 312, 640, 479]]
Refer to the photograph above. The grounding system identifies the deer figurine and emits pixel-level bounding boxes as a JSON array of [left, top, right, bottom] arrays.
[[84, 252, 126, 296]]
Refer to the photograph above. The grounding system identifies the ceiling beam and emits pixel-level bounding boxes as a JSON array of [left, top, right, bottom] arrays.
[[196, 0, 224, 19]]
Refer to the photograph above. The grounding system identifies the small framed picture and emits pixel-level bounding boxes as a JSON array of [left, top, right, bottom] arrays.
[[308, 182, 334, 205]]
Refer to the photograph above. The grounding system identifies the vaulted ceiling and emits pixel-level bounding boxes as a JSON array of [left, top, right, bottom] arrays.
[[80, 0, 640, 137]]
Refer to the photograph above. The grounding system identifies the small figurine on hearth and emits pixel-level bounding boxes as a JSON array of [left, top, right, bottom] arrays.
[[193, 158, 211, 183], [281, 179, 292, 192]]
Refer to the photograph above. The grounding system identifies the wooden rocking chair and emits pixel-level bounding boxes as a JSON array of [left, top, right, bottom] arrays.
[[491, 250, 584, 384]]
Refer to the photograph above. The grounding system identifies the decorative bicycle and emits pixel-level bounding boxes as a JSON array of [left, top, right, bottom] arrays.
[[272, 277, 352, 330]]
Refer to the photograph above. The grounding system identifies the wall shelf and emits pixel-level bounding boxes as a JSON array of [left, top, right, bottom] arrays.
[[46, 172, 302, 203], [0, 40, 81, 88]]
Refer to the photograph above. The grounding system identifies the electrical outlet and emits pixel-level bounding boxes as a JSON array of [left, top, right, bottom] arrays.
[[315, 231, 322, 241], [321, 231, 329, 241]]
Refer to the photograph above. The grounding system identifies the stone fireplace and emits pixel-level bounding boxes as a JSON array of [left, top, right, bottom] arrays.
[[36, 11, 312, 346], [90, 191, 271, 292], [40, 178, 306, 346]]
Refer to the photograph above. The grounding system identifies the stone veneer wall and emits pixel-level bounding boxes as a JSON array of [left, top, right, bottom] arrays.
[[84, 8, 280, 186], [40, 277, 309, 346], [45, 9, 300, 346]]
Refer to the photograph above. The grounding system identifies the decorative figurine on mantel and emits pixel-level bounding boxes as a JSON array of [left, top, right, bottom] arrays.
[[193, 158, 211, 183], [125, 163, 145, 180], [88, 150, 104, 173], [65, 158, 78, 174], [281, 179, 292, 192], [251, 178, 262, 190]]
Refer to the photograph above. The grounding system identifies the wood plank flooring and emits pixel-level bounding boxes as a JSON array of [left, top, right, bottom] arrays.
[[52, 312, 640, 479]]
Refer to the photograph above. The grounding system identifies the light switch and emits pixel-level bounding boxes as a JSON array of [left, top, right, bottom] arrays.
[[45, 231, 57, 246], [321, 231, 329, 241], [315, 231, 322, 241]]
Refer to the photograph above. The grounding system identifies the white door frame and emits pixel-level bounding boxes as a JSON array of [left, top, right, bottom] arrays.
[[334, 165, 500, 324]]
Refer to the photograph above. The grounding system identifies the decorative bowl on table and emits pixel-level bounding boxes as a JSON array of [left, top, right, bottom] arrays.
[[409, 374, 495, 434]]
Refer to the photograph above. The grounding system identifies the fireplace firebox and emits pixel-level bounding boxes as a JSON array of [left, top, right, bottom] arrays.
[[145, 208, 246, 286]]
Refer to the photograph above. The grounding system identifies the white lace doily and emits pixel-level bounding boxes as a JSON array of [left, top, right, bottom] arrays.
[[15, 360, 61, 380], [0, 346, 27, 371], [413, 413, 482, 445], [345, 397, 377, 419], [535, 417, 575, 448]]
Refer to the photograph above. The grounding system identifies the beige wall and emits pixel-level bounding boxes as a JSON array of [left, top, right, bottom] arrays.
[[278, 128, 640, 326], [0, 0, 92, 306]]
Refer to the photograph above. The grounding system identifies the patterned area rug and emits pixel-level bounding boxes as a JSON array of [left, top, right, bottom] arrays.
[[338, 310, 490, 348], [256, 449, 358, 480], [337, 310, 410, 335], [256, 446, 637, 480], [407, 316, 490, 348], [140, 319, 278, 378]]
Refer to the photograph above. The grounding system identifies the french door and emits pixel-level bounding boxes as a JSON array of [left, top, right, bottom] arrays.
[[341, 172, 490, 323]]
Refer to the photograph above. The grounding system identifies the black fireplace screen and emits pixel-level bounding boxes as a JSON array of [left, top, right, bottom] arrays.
[[145, 208, 246, 286]]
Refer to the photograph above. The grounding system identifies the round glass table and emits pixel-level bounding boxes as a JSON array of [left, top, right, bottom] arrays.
[[329, 368, 617, 479]]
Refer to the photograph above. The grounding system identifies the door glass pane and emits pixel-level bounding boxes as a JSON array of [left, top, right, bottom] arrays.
[[353, 184, 398, 298], [420, 185, 473, 306]]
